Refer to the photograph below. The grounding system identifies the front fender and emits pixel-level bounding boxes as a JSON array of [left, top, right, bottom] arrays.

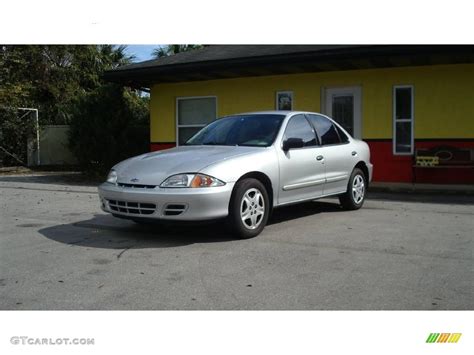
[[199, 147, 280, 202]]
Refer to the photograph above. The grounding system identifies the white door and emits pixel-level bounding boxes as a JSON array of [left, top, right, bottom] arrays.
[[324, 87, 362, 139]]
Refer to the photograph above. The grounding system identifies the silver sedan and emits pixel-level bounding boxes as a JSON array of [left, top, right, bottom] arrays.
[[98, 111, 373, 238]]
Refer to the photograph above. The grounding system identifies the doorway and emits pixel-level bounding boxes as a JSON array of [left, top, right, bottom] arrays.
[[324, 86, 362, 139]]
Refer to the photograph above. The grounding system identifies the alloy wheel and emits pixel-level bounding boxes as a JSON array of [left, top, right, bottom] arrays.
[[240, 188, 265, 230], [352, 174, 365, 204]]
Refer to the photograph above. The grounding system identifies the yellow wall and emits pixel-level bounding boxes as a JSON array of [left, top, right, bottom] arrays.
[[150, 63, 474, 142]]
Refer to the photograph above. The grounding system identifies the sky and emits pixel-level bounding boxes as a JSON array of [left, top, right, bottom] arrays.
[[124, 45, 161, 62]]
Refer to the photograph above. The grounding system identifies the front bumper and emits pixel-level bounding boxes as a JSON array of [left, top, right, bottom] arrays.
[[98, 182, 235, 221]]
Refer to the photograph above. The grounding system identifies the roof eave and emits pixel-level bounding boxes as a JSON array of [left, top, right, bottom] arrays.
[[104, 45, 474, 87]]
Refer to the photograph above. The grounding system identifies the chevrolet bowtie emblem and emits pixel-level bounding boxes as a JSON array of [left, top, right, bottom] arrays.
[[130, 178, 139, 182]]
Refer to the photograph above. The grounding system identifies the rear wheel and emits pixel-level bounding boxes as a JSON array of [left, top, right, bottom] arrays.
[[339, 168, 366, 210], [228, 178, 270, 239]]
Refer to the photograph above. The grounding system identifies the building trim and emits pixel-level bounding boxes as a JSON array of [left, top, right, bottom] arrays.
[[150, 142, 176, 151], [392, 85, 415, 156], [104, 45, 474, 86], [175, 96, 218, 146]]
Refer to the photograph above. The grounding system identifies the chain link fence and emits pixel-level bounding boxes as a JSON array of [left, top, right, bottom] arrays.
[[0, 107, 38, 167]]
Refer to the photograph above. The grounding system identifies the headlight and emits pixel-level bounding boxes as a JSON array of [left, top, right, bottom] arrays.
[[160, 174, 225, 188], [106, 169, 117, 184]]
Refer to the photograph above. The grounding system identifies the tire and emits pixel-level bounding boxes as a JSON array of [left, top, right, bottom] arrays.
[[228, 178, 270, 239], [339, 168, 366, 210]]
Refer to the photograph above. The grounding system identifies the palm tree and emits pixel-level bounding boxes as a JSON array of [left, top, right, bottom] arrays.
[[152, 45, 203, 58], [98, 45, 135, 69]]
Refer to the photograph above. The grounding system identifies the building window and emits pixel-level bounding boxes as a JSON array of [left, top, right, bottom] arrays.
[[176, 96, 217, 145], [276, 91, 293, 110], [393, 86, 414, 155]]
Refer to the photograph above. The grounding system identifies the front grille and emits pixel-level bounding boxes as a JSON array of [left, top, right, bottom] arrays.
[[163, 203, 187, 216], [107, 200, 156, 215], [117, 183, 156, 189]]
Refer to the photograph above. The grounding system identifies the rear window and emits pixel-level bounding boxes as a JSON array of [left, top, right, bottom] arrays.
[[335, 125, 349, 143]]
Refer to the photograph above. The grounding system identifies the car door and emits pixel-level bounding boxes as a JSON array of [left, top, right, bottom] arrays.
[[277, 114, 325, 205], [306, 114, 354, 196]]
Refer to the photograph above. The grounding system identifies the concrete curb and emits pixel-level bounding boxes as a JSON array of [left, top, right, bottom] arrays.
[[369, 182, 474, 196]]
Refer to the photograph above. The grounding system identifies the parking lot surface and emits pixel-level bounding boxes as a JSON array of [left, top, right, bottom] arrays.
[[0, 173, 472, 310]]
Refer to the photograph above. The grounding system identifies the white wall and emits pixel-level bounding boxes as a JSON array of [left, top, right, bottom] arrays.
[[28, 125, 77, 166]]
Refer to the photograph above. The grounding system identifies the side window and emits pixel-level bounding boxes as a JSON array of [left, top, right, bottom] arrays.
[[283, 114, 317, 147], [307, 114, 341, 145]]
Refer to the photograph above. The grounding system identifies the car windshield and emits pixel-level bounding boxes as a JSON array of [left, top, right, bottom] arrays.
[[184, 114, 286, 147]]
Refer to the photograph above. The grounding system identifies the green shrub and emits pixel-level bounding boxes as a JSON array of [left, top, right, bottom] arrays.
[[0, 108, 36, 166], [68, 84, 149, 175]]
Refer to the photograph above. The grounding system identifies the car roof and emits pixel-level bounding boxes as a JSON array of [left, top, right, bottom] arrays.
[[234, 110, 323, 116], [229, 111, 354, 140]]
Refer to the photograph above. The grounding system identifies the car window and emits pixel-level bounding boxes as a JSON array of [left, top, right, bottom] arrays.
[[307, 114, 341, 145], [283, 115, 317, 147], [335, 124, 350, 143]]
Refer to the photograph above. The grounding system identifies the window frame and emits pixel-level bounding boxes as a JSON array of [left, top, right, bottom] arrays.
[[392, 85, 414, 155], [322, 86, 362, 139], [175, 95, 218, 146], [281, 114, 319, 149]]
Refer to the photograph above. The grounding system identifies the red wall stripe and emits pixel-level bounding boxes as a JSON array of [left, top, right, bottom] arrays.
[[150, 142, 176, 151], [149, 140, 473, 184], [366, 140, 474, 184]]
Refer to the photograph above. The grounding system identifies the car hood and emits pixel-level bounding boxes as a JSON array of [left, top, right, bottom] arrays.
[[114, 145, 262, 185]]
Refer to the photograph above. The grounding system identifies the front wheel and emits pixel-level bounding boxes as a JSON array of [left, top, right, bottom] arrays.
[[228, 178, 270, 239], [339, 168, 366, 210]]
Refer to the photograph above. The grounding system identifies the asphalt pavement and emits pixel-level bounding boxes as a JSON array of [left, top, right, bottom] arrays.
[[0, 173, 472, 310]]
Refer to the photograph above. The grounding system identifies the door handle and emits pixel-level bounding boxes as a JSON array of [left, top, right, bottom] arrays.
[[351, 151, 357, 156], [316, 155, 324, 161]]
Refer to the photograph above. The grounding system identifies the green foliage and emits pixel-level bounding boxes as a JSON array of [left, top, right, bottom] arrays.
[[0, 45, 149, 171], [69, 84, 149, 173], [0, 45, 133, 125], [153, 44, 203, 58], [0, 108, 36, 166]]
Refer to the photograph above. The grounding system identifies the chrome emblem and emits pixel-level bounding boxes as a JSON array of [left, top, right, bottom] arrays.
[[130, 178, 139, 183]]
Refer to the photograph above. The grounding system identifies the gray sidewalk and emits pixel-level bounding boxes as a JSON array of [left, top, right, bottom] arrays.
[[369, 182, 474, 195]]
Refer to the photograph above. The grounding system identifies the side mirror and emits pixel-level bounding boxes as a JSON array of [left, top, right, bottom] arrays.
[[283, 137, 304, 151]]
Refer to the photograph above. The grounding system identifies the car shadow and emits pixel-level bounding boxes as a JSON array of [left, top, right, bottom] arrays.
[[269, 200, 343, 225], [37, 200, 343, 249], [38, 214, 235, 249]]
